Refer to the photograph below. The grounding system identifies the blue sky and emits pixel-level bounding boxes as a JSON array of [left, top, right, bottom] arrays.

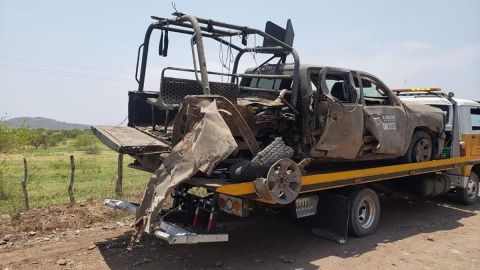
[[1, 0, 479, 125]]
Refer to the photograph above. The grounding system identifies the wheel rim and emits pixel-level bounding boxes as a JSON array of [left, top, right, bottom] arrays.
[[414, 138, 432, 162], [357, 197, 376, 229], [466, 178, 478, 200], [265, 159, 301, 204]]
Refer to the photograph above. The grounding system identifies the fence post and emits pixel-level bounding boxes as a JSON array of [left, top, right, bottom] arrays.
[[21, 157, 29, 210], [68, 155, 75, 203], [115, 154, 123, 198]]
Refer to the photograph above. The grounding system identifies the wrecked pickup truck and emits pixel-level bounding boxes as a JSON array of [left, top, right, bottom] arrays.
[[92, 14, 469, 244]]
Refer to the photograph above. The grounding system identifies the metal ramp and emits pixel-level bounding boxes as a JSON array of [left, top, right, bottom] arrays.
[[92, 125, 170, 155]]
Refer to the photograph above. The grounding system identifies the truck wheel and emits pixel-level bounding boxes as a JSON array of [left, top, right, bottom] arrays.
[[404, 130, 433, 163], [457, 171, 479, 205], [348, 188, 380, 237]]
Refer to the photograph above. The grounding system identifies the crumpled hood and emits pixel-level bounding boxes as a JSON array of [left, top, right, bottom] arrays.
[[401, 100, 446, 133]]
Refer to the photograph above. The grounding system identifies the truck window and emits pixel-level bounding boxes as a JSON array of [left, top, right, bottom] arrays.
[[323, 73, 355, 103], [471, 108, 480, 131], [361, 78, 392, 106], [248, 78, 289, 90]]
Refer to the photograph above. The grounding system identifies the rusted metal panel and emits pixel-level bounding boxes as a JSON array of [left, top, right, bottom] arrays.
[[363, 106, 408, 155], [311, 101, 364, 159], [402, 101, 446, 154], [133, 100, 238, 236], [91, 125, 170, 154]]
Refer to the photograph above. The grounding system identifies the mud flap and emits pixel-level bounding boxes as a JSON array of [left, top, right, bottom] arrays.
[[310, 192, 350, 244]]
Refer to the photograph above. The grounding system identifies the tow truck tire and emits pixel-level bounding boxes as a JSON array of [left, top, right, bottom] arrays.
[[348, 188, 380, 237], [457, 171, 479, 205], [404, 130, 433, 163]]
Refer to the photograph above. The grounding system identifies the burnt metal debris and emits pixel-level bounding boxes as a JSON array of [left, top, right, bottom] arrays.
[[92, 13, 446, 239]]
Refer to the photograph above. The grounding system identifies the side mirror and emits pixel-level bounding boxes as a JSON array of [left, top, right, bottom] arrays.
[[448, 92, 455, 98]]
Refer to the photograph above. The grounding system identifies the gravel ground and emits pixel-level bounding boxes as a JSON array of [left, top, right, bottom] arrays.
[[1, 196, 479, 270]]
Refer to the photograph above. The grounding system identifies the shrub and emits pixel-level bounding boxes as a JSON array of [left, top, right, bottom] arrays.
[[85, 144, 101, 155], [0, 122, 34, 153], [73, 132, 101, 155]]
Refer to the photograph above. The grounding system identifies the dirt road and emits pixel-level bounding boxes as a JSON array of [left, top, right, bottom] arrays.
[[1, 196, 479, 270]]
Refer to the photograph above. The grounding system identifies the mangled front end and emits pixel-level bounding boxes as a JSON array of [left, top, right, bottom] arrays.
[[133, 99, 238, 238]]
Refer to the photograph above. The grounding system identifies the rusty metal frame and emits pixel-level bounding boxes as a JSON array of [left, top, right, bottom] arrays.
[[136, 14, 301, 106], [173, 95, 260, 156]]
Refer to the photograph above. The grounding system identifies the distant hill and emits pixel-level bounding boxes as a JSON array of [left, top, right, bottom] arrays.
[[5, 117, 90, 130]]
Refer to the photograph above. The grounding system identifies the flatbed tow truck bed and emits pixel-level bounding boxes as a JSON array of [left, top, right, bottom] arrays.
[[211, 156, 479, 200], [106, 156, 480, 245]]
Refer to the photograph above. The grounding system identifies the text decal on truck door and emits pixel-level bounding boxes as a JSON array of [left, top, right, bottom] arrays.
[[382, 115, 397, 130]]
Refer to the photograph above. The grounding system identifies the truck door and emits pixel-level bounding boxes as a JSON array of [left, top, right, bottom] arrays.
[[359, 74, 407, 155], [310, 68, 364, 159]]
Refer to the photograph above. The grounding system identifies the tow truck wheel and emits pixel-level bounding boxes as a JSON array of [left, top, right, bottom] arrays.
[[404, 130, 433, 163], [348, 188, 380, 237], [458, 171, 479, 205]]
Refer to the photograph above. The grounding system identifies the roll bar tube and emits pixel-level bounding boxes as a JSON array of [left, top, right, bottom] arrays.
[[138, 16, 210, 94], [138, 14, 301, 105]]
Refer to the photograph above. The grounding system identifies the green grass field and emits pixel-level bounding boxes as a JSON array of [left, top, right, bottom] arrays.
[[0, 140, 151, 215]]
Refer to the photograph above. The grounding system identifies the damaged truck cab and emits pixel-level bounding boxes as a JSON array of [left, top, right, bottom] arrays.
[[238, 64, 445, 162]]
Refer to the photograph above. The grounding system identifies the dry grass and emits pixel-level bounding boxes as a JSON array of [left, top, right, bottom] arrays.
[[0, 140, 151, 215]]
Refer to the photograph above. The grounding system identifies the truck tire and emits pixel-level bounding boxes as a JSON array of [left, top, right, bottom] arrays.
[[251, 137, 294, 167], [457, 171, 479, 205], [348, 188, 380, 237], [230, 137, 294, 181], [404, 130, 433, 163]]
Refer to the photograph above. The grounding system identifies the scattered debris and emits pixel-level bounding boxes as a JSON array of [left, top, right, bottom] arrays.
[[0, 240, 6, 245], [426, 235, 435, 241], [27, 231, 37, 236], [88, 244, 96, 250], [57, 259, 67, 265]]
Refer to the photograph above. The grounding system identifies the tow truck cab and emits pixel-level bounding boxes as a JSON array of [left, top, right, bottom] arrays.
[[396, 89, 480, 159]]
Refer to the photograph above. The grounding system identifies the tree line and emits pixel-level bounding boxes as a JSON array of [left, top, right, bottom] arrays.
[[0, 122, 100, 154]]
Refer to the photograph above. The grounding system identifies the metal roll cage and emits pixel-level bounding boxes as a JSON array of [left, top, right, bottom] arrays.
[[136, 13, 301, 106]]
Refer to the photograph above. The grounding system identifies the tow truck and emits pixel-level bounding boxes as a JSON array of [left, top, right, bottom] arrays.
[[100, 14, 480, 245]]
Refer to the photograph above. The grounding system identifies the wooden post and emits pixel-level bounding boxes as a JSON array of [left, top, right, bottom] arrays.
[[68, 155, 75, 203], [115, 154, 123, 198], [21, 157, 29, 210]]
